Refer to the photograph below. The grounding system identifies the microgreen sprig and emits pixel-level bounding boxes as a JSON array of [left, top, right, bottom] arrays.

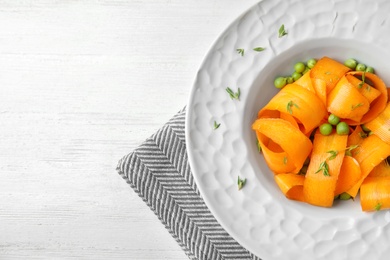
[[226, 87, 240, 100], [213, 120, 221, 130], [278, 24, 288, 38], [345, 144, 359, 156], [326, 150, 338, 160], [315, 161, 330, 176], [287, 100, 299, 114], [237, 176, 246, 190], [351, 103, 364, 110], [253, 47, 266, 52], [375, 202, 382, 211], [236, 48, 245, 56], [256, 140, 262, 153], [358, 71, 366, 89]]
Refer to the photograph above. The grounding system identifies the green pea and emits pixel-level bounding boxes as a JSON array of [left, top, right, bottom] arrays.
[[307, 58, 317, 69], [339, 192, 352, 200], [356, 63, 366, 71], [274, 76, 287, 89], [344, 58, 357, 70], [366, 66, 374, 73], [319, 123, 333, 136], [328, 114, 340, 126], [336, 122, 350, 135], [294, 62, 306, 73], [291, 71, 302, 81], [286, 77, 294, 84]]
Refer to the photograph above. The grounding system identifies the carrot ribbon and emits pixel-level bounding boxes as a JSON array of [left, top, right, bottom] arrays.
[[253, 56, 390, 211]]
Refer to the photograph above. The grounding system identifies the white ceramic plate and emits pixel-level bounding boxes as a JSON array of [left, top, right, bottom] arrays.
[[186, 0, 390, 259]]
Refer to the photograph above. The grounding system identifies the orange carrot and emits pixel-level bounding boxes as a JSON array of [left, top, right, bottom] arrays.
[[256, 130, 296, 174], [369, 159, 390, 177], [252, 118, 312, 174], [310, 56, 350, 93], [347, 125, 366, 147], [311, 78, 327, 107], [346, 134, 390, 197], [347, 71, 388, 124], [257, 109, 279, 119], [327, 75, 370, 124], [259, 84, 327, 134], [360, 176, 390, 211], [364, 102, 390, 144], [280, 112, 299, 129], [345, 74, 381, 104], [294, 70, 315, 93], [334, 156, 361, 196], [274, 173, 305, 202], [252, 56, 390, 210], [303, 131, 348, 207]]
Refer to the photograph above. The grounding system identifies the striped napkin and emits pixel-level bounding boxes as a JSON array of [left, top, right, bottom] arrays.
[[116, 108, 260, 260]]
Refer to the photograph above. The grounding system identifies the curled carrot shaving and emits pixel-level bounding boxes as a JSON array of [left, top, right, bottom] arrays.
[[347, 125, 365, 147], [327, 75, 370, 123], [364, 102, 390, 144], [369, 159, 390, 177], [255, 130, 296, 173], [303, 131, 348, 207], [312, 78, 327, 107], [274, 173, 305, 202], [360, 176, 390, 211], [345, 74, 381, 104], [294, 70, 315, 93], [252, 118, 312, 174], [334, 156, 361, 196], [346, 134, 390, 197], [310, 56, 350, 93], [346, 71, 388, 125], [259, 84, 327, 134]]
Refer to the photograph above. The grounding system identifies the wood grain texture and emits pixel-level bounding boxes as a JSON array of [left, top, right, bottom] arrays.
[[0, 0, 259, 259]]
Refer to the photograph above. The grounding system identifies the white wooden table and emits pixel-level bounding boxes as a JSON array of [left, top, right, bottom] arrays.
[[0, 1, 259, 259]]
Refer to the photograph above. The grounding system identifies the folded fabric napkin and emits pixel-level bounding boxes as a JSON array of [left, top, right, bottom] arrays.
[[117, 107, 260, 260]]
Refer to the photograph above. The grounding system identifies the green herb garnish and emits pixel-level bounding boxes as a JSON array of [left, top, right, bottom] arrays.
[[358, 71, 366, 89], [236, 48, 245, 56], [253, 47, 266, 52], [257, 140, 262, 153], [225, 87, 240, 100], [287, 100, 299, 114], [283, 156, 288, 165], [315, 161, 330, 176], [345, 144, 359, 156], [374, 202, 382, 211], [351, 103, 364, 110], [213, 121, 221, 130], [326, 150, 338, 160], [237, 176, 246, 190], [278, 24, 287, 38]]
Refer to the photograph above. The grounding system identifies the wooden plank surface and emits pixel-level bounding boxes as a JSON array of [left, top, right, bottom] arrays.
[[0, 0, 259, 259]]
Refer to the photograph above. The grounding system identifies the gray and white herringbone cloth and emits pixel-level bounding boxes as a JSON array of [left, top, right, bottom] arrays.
[[117, 108, 261, 260]]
